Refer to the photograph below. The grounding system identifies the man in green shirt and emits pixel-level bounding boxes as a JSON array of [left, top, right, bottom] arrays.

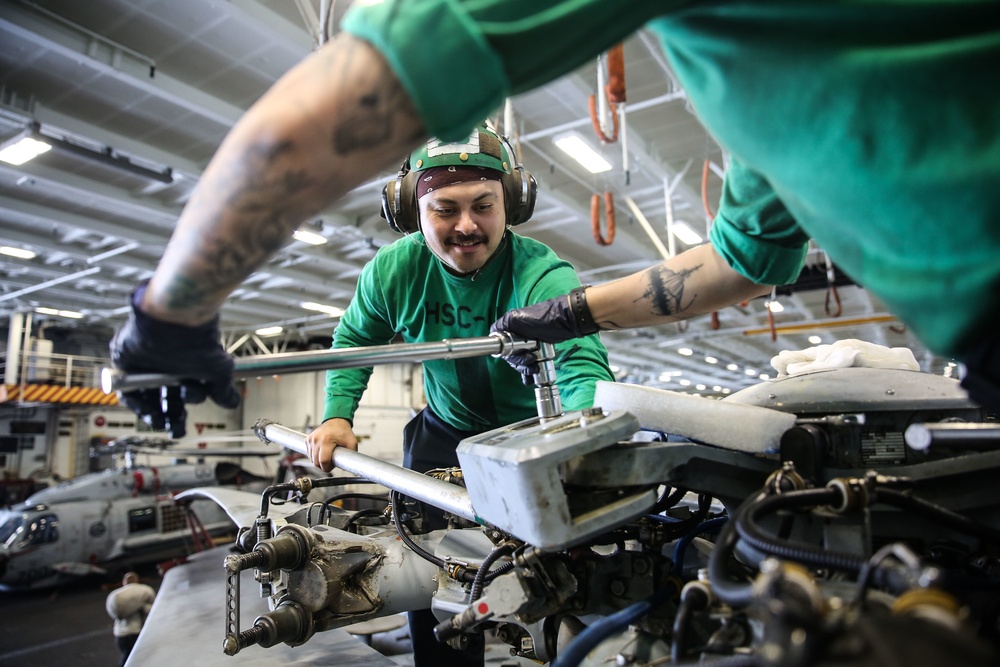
[[302, 122, 613, 666], [111, 2, 998, 452]]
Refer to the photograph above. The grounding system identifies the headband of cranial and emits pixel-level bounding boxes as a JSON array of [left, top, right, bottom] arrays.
[[415, 165, 502, 199]]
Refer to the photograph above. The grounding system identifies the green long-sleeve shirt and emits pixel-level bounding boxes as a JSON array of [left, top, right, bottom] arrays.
[[322, 232, 614, 431], [343, 0, 1000, 359]]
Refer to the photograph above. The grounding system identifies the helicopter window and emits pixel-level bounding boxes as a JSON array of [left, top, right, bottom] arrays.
[[128, 506, 156, 533], [0, 515, 25, 547], [23, 514, 59, 546]]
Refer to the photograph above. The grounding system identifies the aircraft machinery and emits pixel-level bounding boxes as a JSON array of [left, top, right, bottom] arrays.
[[194, 369, 1000, 667]]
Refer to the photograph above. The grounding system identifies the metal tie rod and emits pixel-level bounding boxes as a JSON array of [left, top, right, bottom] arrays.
[[254, 419, 480, 524], [102, 332, 536, 394]]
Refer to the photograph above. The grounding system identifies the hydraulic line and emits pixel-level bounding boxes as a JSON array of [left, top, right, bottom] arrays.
[[469, 543, 516, 601], [735, 487, 866, 573], [551, 577, 680, 667]]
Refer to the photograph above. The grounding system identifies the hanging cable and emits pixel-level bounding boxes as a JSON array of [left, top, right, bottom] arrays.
[[591, 191, 616, 246]]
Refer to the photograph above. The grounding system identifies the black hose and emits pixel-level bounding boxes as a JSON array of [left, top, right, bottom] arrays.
[[735, 487, 867, 573], [390, 490, 475, 582], [469, 544, 516, 601], [671, 583, 711, 663], [652, 486, 687, 514], [706, 512, 756, 608]]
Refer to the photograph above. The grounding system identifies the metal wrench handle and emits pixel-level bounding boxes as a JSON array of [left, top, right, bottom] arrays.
[[102, 333, 537, 394]]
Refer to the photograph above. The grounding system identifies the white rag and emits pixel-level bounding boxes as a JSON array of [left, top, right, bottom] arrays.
[[771, 338, 919, 377]]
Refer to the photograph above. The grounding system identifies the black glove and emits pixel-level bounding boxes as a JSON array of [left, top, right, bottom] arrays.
[[110, 282, 240, 439], [490, 287, 599, 376]]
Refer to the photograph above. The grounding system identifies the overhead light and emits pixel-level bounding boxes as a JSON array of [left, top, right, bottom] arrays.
[[726, 363, 739, 371], [292, 229, 327, 245], [678, 379, 691, 386], [301, 301, 345, 317], [0, 134, 51, 166], [678, 347, 693, 356], [672, 222, 703, 245], [808, 335, 822, 345], [255, 326, 283, 337], [704, 356, 718, 364], [712, 385, 722, 392], [553, 133, 612, 173], [758, 373, 771, 380], [0, 246, 37, 259], [767, 300, 784, 313], [696, 384, 706, 391], [35, 307, 83, 319], [744, 368, 757, 376]]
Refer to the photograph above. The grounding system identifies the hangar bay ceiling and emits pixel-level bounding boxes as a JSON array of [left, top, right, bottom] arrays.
[[0, 0, 951, 396]]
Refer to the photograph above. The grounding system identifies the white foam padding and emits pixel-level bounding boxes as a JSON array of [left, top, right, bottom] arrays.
[[593, 381, 796, 453]]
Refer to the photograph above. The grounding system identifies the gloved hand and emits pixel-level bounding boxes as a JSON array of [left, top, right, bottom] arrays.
[[490, 287, 599, 376], [109, 282, 241, 438]]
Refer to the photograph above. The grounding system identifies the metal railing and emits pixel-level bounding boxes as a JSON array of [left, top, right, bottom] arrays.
[[0, 350, 108, 389]]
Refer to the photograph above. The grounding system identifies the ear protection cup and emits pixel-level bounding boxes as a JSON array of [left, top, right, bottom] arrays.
[[380, 132, 537, 234], [380, 158, 418, 234]]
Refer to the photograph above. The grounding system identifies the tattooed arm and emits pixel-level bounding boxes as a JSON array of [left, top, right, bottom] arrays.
[[586, 243, 771, 330], [142, 34, 427, 325]]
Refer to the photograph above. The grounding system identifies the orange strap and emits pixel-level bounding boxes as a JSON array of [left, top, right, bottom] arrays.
[[591, 192, 616, 246], [589, 92, 619, 143], [701, 159, 715, 220], [606, 43, 626, 103]]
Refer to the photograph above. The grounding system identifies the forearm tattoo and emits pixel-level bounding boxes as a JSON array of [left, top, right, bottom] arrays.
[[637, 263, 702, 317]]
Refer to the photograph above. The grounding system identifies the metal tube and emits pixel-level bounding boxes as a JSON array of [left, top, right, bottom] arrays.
[[904, 422, 1000, 451], [103, 333, 536, 393], [255, 420, 479, 523]]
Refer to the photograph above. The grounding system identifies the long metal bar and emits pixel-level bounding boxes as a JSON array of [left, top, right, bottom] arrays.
[[102, 333, 536, 394], [255, 420, 479, 523]]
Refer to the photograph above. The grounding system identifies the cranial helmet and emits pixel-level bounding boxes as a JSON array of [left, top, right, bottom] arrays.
[[380, 122, 537, 234]]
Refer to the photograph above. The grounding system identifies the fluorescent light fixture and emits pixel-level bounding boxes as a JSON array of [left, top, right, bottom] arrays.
[[696, 384, 706, 391], [726, 363, 739, 371], [712, 385, 722, 392], [808, 335, 822, 345], [767, 300, 784, 313], [0, 136, 51, 166], [255, 326, 283, 337], [672, 222, 703, 245], [0, 246, 36, 259], [744, 368, 758, 376], [722, 387, 731, 394], [292, 229, 327, 245], [301, 301, 345, 317], [553, 133, 612, 173], [35, 307, 83, 319], [758, 373, 771, 380], [678, 347, 693, 356], [704, 356, 718, 364], [678, 379, 691, 386]]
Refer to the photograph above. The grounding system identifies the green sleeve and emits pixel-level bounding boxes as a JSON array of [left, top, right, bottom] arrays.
[[341, 0, 667, 140], [322, 257, 397, 422], [708, 156, 810, 286]]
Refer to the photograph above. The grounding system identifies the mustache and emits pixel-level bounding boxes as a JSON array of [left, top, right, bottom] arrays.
[[445, 234, 488, 246]]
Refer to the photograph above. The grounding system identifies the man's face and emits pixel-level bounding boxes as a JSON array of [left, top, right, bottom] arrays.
[[417, 179, 506, 275]]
